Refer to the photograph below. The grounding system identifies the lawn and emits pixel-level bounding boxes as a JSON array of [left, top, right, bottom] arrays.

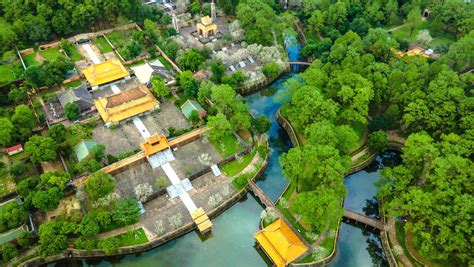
[[64, 80, 83, 89], [210, 134, 243, 158], [67, 46, 82, 62], [22, 48, 64, 68], [221, 151, 255, 176], [157, 55, 173, 70], [103, 228, 149, 247], [0, 169, 14, 196], [39, 47, 63, 62], [106, 30, 139, 49], [391, 21, 456, 50], [93, 36, 114, 54], [22, 53, 40, 68], [65, 123, 95, 147], [0, 64, 19, 84]]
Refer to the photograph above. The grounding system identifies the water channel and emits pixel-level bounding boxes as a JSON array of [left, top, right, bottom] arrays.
[[50, 42, 401, 267]]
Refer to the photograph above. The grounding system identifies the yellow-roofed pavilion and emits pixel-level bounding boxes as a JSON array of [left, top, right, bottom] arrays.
[[140, 134, 170, 156], [255, 218, 308, 267], [83, 60, 129, 87], [197, 16, 217, 39], [94, 84, 159, 125]]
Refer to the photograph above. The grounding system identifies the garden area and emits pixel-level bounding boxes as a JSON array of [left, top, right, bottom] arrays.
[[221, 151, 255, 177], [210, 133, 243, 158], [0, 51, 23, 85], [105, 29, 149, 61], [390, 20, 456, 52], [93, 36, 114, 54], [0, 151, 37, 196], [100, 228, 149, 248], [22, 47, 65, 68]]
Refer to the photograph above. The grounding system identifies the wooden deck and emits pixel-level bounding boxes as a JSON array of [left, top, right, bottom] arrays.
[[343, 209, 385, 230], [286, 61, 311, 66]]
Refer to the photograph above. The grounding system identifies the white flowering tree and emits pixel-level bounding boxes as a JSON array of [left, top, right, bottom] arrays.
[[134, 183, 154, 203]]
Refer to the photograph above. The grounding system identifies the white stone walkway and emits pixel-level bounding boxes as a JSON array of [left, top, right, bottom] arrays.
[[133, 117, 151, 139], [83, 44, 101, 64], [162, 163, 197, 212], [110, 84, 121, 94]]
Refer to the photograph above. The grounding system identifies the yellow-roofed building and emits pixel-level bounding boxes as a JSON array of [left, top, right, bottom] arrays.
[[197, 16, 217, 39], [83, 60, 129, 87], [255, 218, 308, 267], [140, 134, 170, 156], [94, 84, 159, 125]]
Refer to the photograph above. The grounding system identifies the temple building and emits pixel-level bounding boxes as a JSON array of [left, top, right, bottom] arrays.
[[94, 84, 160, 126], [255, 218, 308, 267], [197, 16, 217, 39], [83, 60, 130, 88]]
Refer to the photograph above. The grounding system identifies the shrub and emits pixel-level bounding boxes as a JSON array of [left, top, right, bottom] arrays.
[[262, 61, 280, 80]]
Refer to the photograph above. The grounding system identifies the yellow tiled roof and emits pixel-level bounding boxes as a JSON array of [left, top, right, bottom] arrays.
[[94, 85, 159, 124], [255, 219, 308, 267], [83, 60, 129, 87], [140, 134, 170, 156]]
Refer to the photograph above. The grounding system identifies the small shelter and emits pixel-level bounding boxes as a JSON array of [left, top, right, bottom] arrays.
[[57, 85, 93, 112], [197, 16, 217, 39], [180, 99, 206, 119], [94, 84, 160, 125], [82, 60, 129, 87], [74, 140, 98, 162], [140, 134, 170, 156], [255, 218, 308, 267], [5, 144, 23, 156]]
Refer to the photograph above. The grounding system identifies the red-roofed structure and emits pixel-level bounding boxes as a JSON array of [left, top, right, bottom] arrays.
[[5, 144, 23, 156]]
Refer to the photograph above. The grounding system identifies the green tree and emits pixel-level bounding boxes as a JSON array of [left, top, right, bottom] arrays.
[[305, 121, 358, 155], [207, 114, 232, 142], [1, 242, 18, 261], [188, 1, 202, 15], [280, 143, 350, 194], [24, 135, 57, 162], [40, 171, 70, 190], [112, 198, 140, 226], [11, 104, 37, 141], [367, 131, 388, 152], [9, 162, 26, 178], [64, 102, 81, 121], [48, 124, 67, 143], [8, 86, 27, 104], [0, 118, 14, 146], [261, 62, 280, 80], [442, 30, 474, 73], [292, 189, 344, 233], [164, 40, 180, 60], [211, 60, 226, 83], [85, 170, 116, 201], [178, 48, 205, 71], [406, 7, 421, 37], [0, 202, 28, 233], [32, 187, 63, 211], [363, 28, 398, 62], [236, 0, 277, 45], [151, 76, 171, 99], [179, 71, 198, 98], [252, 115, 271, 134], [90, 144, 106, 162], [38, 221, 68, 256], [98, 237, 119, 255]]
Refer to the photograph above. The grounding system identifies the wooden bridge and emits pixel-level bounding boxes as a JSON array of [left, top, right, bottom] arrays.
[[343, 209, 385, 230], [249, 181, 385, 231], [286, 61, 311, 66]]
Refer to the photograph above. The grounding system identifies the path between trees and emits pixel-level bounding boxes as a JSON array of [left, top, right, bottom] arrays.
[[386, 217, 413, 267], [387, 24, 405, 33]]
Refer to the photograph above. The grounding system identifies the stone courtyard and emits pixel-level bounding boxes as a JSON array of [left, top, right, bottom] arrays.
[[92, 102, 191, 156]]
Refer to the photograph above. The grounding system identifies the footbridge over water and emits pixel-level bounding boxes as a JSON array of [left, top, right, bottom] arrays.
[[249, 181, 385, 232], [285, 61, 312, 66], [343, 209, 385, 230]]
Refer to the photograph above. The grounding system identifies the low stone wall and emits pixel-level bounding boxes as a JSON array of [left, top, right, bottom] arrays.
[[69, 23, 138, 43], [275, 109, 300, 147]]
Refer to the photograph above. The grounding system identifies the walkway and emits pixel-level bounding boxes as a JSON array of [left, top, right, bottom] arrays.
[[110, 84, 121, 94], [133, 117, 152, 139], [386, 217, 413, 267], [286, 61, 311, 66], [83, 44, 101, 64], [343, 209, 385, 230]]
